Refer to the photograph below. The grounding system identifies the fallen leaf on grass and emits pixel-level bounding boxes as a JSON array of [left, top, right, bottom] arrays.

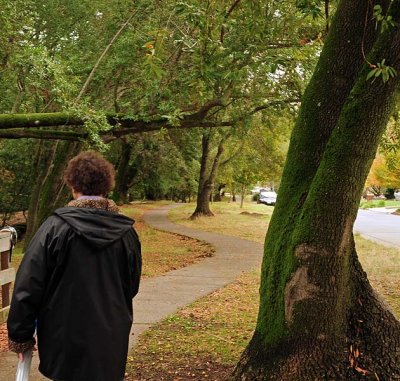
[[355, 365, 369, 375]]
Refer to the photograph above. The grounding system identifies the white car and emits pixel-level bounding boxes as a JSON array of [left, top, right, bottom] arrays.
[[395, 191, 400, 201], [258, 191, 277, 206]]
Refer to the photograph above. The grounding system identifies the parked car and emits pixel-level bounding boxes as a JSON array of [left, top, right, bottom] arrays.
[[395, 190, 400, 201], [257, 190, 277, 206]]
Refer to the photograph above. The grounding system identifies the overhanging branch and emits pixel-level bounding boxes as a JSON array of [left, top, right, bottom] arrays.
[[0, 98, 299, 140], [0, 120, 234, 141], [0, 128, 85, 140]]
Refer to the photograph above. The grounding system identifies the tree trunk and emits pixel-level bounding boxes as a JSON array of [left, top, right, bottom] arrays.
[[24, 141, 80, 248], [191, 132, 214, 218], [113, 140, 133, 205], [240, 185, 246, 208], [191, 133, 227, 219], [233, 0, 400, 379]]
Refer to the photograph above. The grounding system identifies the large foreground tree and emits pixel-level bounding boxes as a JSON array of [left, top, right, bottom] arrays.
[[233, 0, 400, 379]]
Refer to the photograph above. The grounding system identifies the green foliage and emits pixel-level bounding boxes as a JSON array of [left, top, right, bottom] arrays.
[[0, 0, 320, 131], [0, 140, 35, 223], [80, 109, 112, 151], [380, 103, 400, 153], [0, 0, 324, 216], [218, 111, 292, 196], [296, 0, 324, 19], [367, 59, 397, 83], [373, 5, 398, 32], [360, 200, 387, 209], [118, 131, 201, 201]]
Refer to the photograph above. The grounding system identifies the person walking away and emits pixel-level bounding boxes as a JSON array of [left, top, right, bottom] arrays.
[[7, 151, 142, 381]]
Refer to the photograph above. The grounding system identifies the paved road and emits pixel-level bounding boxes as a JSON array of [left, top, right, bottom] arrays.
[[0, 204, 263, 380], [354, 209, 400, 248]]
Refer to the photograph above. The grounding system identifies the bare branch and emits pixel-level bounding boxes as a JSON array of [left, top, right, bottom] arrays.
[[76, 11, 138, 102], [0, 129, 84, 140], [191, 99, 225, 119], [265, 42, 302, 49], [249, 99, 300, 115], [220, 0, 242, 43], [325, 0, 330, 33], [220, 140, 245, 166]]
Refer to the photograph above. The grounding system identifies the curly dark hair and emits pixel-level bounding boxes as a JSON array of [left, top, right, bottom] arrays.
[[64, 151, 115, 196]]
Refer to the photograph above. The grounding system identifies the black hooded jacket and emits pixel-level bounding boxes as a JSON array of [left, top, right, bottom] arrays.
[[7, 206, 142, 381]]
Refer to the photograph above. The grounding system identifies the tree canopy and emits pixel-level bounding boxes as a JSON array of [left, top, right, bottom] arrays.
[[0, 0, 319, 139]]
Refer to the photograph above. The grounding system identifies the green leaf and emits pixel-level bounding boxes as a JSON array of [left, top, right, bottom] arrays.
[[366, 68, 377, 81]]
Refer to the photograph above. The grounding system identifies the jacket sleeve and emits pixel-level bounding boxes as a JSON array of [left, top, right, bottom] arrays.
[[7, 217, 59, 351], [125, 227, 142, 298]]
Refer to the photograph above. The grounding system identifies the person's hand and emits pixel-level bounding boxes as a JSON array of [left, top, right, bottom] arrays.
[[17, 346, 36, 362]]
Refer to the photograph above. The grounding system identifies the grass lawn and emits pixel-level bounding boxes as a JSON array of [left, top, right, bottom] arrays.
[[168, 201, 273, 244], [126, 270, 260, 381], [125, 200, 400, 380], [360, 199, 400, 209], [121, 203, 213, 278]]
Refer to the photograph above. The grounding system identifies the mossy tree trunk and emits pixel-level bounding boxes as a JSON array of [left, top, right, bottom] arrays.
[[112, 140, 138, 205], [233, 0, 400, 379], [24, 141, 80, 249]]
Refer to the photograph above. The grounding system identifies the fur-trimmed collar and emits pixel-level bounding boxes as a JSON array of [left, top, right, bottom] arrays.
[[67, 198, 119, 213]]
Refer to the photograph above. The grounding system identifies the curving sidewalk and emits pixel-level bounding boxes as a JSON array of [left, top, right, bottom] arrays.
[[0, 204, 263, 380], [131, 205, 263, 346]]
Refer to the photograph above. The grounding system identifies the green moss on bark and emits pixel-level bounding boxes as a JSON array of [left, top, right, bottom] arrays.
[[250, 0, 396, 349]]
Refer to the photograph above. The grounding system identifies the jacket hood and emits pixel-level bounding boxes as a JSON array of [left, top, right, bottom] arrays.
[[54, 207, 134, 249]]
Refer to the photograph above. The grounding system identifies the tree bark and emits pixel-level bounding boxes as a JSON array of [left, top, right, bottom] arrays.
[[0, 100, 297, 140], [233, 0, 400, 379], [191, 133, 228, 218], [240, 185, 246, 208], [191, 132, 214, 218], [24, 141, 80, 248], [232, 189, 236, 202], [113, 140, 135, 205]]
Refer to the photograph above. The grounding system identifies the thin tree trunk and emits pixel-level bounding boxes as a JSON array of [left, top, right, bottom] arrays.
[[24, 141, 47, 246], [325, 0, 330, 33], [233, 0, 400, 378], [113, 140, 132, 205], [76, 11, 137, 101], [240, 185, 245, 208]]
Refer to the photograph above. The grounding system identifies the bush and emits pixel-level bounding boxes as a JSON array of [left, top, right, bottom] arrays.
[[360, 200, 385, 209], [384, 188, 395, 200], [360, 201, 373, 209]]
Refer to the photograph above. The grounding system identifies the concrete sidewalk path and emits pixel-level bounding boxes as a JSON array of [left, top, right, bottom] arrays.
[[0, 204, 263, 380]]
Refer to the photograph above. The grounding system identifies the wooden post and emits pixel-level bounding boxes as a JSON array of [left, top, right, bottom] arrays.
[[0, 231, 15, 323], [1, 248, 10, 308]]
